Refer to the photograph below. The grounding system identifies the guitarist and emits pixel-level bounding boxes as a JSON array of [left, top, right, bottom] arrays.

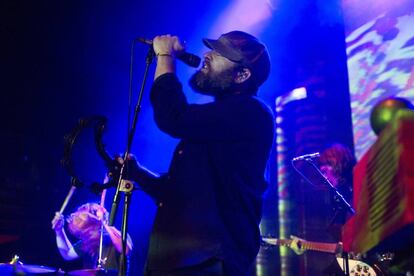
[[300, 143, 356, 275]]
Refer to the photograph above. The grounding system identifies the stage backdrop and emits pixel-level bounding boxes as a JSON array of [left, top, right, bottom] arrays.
[[342, 0, 414, 159]]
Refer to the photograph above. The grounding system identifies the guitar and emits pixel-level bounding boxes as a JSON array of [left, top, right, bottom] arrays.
[[262, 236, 380, 276], [262, 235, 342, 255]]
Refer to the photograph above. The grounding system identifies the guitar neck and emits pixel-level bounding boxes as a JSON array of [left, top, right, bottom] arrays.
[[274, 239, 292, 247], [264, 238, 342, 254], [301, 240, 341, 254]]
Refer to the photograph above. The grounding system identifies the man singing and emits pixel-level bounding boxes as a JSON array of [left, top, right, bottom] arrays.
[[126, 30, 274, 275]]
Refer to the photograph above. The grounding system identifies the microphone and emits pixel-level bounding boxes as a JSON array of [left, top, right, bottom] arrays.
[[135, 37, 201, 68], [292, 152, 320, 162]]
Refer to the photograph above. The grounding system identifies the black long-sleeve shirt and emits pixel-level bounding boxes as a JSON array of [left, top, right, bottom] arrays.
[[137, 73, 274, 274]]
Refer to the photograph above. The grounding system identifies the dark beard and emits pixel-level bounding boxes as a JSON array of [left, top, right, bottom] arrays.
[[189, 67, 237, 96]]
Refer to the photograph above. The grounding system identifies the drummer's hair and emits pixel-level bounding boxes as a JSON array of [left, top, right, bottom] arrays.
[[67, 202, 107, 255]]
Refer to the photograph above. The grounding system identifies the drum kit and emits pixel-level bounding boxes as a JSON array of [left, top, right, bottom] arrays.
[[0, 119, 120, 276], [0, 263, 57, 275], [0, 260, 117, 275]]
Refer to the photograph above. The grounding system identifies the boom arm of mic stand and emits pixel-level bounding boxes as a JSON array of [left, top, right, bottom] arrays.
[[108, 45, 155, 276]]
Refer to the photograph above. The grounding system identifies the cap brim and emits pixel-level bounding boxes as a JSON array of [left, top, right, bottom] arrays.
[[202, 38, 243, 63], [202, 38, 218, 50]]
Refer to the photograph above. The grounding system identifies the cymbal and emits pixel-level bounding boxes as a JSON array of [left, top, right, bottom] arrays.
[[68, 268, 118, 276], [0, 263, 57, 274]]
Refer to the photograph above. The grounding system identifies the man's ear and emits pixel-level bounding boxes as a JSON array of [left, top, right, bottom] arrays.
[[235, 68, 251, 84]]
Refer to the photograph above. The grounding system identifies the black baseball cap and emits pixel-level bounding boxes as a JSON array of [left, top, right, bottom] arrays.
[[203, 30, 271, 87]]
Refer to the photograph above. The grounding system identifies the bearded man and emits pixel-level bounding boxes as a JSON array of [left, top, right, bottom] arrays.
[[126, 31, 275, 276]]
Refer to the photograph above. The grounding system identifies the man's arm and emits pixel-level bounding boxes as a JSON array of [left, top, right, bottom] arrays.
[[116, 155, 167, 200], [151, 75, 274, 141], [150, 34, 274, 142]]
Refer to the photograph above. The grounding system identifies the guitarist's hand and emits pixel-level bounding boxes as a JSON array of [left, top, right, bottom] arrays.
[[89, 155, 130, 195], [289, 235, 306, 255], [112, 153, 143, 182]]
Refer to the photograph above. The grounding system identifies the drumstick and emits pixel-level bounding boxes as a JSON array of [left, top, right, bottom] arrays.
[[100, 188, 107, 207], [51, 185, 76, 230], [59, 185, 77, 214]]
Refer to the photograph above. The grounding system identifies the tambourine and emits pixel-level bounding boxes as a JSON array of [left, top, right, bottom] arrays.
[[57, 116, 116, 213], [61, 116, 115, 186]]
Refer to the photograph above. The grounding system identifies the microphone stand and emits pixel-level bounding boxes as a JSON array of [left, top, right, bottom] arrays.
[[108, 44, 155, 276], [304, 158, 354, 276], [97, 189, 107, 270]]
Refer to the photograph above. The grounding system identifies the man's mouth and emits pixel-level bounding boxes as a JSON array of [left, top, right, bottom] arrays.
[[201, 61, 209, 71]]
